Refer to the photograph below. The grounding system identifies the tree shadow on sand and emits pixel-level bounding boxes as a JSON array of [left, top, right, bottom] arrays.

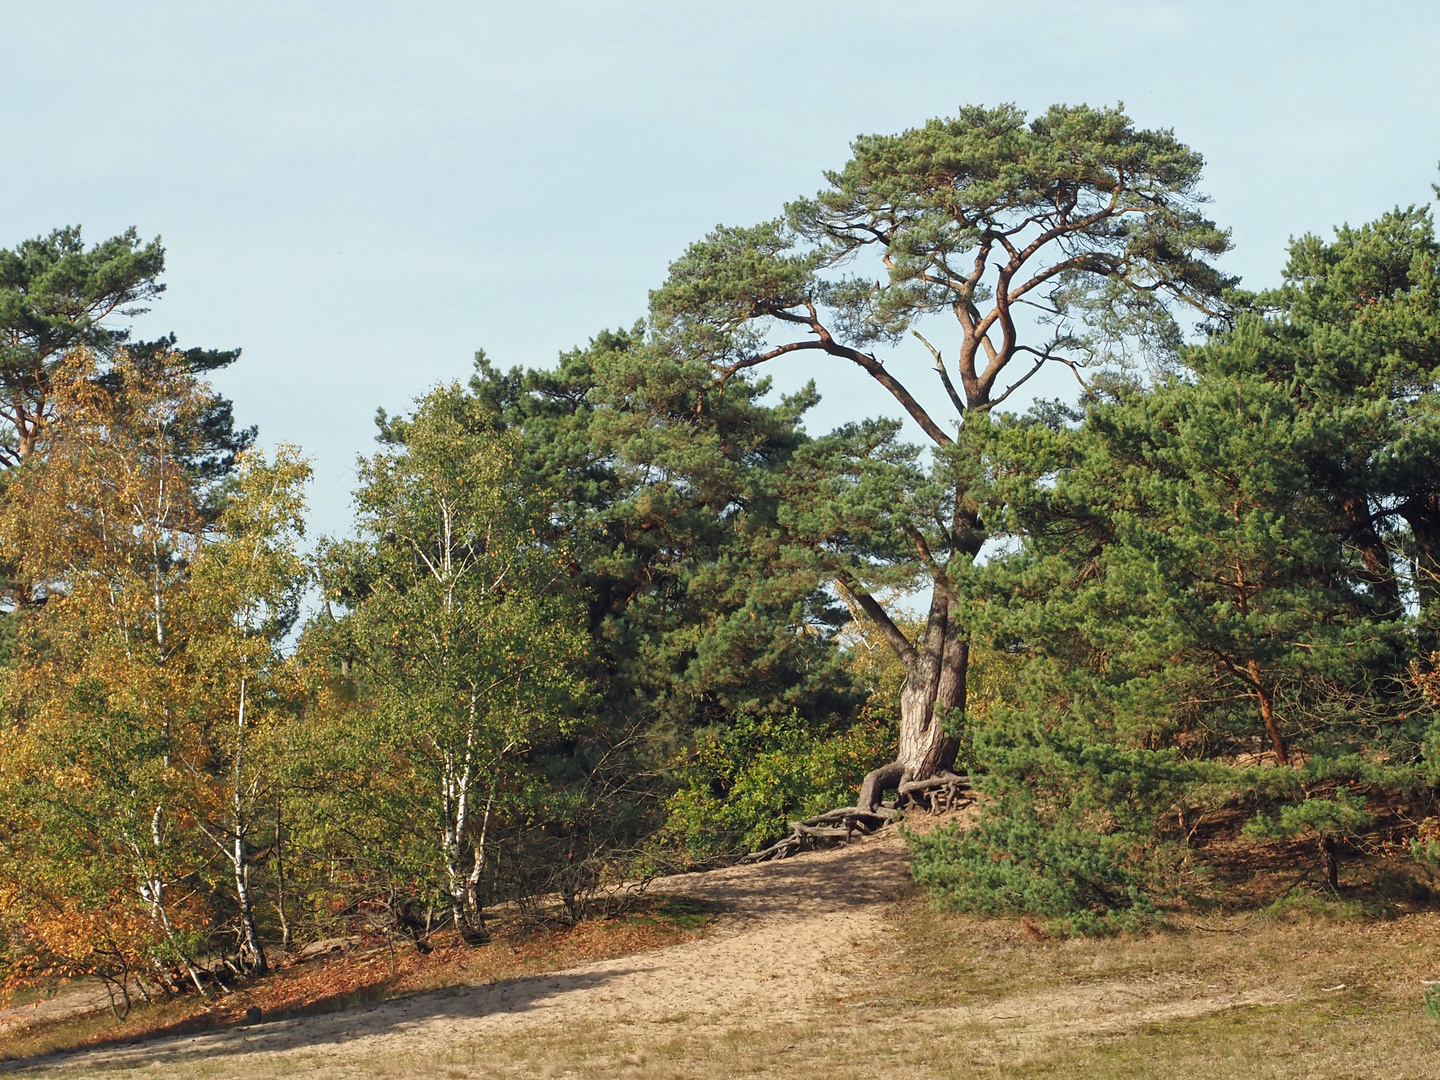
[[3, 964, 638, 1074]]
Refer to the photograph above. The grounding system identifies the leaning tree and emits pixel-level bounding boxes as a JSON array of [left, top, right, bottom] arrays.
[[649, 103, 1234, 808]]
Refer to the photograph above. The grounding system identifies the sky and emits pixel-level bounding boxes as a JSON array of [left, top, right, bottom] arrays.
[[4, 0, 1440, 537]]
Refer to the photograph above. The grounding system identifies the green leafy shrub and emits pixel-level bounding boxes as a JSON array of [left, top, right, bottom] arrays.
[[661, 710, 894, 861]]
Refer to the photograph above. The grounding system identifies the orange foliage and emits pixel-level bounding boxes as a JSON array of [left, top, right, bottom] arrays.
[[1415, 653, 1440, 708], [0, 349, 307, 998]]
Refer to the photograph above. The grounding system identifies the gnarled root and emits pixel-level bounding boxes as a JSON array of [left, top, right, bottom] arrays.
[[897, 771, 971, 813], [741, 771, 974, 863], [740, 806, 893, 864], [857, 761, 906, 813]]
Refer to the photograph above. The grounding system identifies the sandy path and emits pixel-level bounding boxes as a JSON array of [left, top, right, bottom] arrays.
[[0, 983, 132, 1034], [5, 827, 1322, 1079], [10, 831, 912, 1077]]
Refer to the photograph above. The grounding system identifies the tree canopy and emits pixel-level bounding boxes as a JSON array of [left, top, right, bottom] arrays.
[[4, 110, 1440, 1008], [650, 103, 1234, 797], [0, 225, 252, 475]]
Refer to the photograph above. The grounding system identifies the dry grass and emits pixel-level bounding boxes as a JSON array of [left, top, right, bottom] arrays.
[[7, 833, 1440, 1078], [0, 895, 714, 1067], [372, 899, 1440, 1080]]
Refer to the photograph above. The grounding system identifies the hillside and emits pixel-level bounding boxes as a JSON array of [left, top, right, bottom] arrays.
[[5, 828, 1440, 1079]]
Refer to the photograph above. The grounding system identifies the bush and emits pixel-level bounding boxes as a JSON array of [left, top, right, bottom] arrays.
[[661, 710, 894, 861], [908, 709, 1203, 934], [910, 792, 1158, 935]]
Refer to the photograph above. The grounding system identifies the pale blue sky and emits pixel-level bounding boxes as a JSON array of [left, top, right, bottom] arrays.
[[4, 1, 1439, 535]]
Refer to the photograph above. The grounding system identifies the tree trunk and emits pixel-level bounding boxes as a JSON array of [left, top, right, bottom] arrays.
[[274, 798, 292, 950], [1405, 494, 1440, 657], [1248, 660, 1288, 766], [231, 676, 268, 974], [1319, 836, 1339, 890], [856, 585, 967, 810], [444, 808, 474, 940], [447, 875, 468, 940], [897, 624, 966, 779], [442, 752, 490, 945], [447, 866, 490, 944], [233, 856, 268, 974], [14, 411, 39, 461], [461, 791, 495, 942]]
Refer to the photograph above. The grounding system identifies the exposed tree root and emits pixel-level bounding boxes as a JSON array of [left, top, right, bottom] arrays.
[[896, 772, 972, 812], [741, 771, 973, 863], [856, 761, 906, 815]]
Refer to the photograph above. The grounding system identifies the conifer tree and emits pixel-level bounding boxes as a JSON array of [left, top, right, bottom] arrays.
[[465, 329, 864, 861], [0, 226, 252, 474], [649, 103, 1233, 804], [1193, 205, 1440, 653]]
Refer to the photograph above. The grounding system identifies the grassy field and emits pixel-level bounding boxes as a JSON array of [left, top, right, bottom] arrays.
[[369, 899, 1440, 1080]]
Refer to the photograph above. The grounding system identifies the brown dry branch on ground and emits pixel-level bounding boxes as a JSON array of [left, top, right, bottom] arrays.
[[743, 772, 973, 862]]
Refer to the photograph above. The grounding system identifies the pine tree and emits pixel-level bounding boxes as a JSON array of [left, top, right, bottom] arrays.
[[648, 103, 1233, 804]]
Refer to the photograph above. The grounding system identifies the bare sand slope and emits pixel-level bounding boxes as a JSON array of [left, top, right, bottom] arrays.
[[15, 827, 1380, 1079], [10, 832, 913, 1078], [0, 984, 121, 1034]]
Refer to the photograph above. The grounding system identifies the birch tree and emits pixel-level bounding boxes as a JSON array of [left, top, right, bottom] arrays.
[[0, 349, 217, 992], [186, 448, 310, 974], [0, 351, 306, 987], [318, 384, 587, 943]]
